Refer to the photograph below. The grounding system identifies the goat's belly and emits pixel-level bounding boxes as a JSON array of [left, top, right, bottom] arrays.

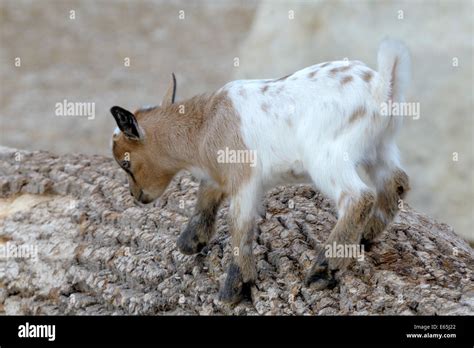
[[261, 161, 312, 190]]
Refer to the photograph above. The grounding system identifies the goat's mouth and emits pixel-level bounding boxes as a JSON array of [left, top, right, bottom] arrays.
[[134, 190, 154, 205]]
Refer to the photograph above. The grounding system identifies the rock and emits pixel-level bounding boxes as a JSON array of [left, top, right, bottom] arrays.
[[0, 146, 473, 315], [305, 214, 317, 223]]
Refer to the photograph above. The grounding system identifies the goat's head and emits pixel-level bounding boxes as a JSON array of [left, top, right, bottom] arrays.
[[110, 74, 178, 204]]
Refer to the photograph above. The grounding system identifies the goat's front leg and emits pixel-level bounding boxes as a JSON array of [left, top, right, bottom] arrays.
[[177, 179, 224, 255], [219, 182, 259, 304]]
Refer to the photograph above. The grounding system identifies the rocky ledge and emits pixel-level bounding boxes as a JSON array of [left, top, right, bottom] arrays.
[[0, 147, 472, 315]]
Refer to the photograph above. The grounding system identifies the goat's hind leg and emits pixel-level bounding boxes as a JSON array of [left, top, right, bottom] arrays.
[[306, 166, 375, 289], [177, 179, 224, 255], [362, 147, 410, 250]]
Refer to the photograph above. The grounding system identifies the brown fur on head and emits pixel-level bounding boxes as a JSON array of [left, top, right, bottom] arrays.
[[110, 74, 179, 204], [111, 73, 251, 204]]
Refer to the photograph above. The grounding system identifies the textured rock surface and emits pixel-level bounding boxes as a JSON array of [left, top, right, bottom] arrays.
[[0, 146, 473, 315]]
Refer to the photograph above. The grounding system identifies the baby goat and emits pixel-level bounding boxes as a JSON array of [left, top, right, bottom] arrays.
[[110, 39, 411, 304]]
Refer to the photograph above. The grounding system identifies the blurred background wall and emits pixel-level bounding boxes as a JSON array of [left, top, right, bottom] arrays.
[[0, 0, 472, 243]]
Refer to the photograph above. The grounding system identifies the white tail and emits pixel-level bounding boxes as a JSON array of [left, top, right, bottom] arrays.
[[376, 38, 411, 103]]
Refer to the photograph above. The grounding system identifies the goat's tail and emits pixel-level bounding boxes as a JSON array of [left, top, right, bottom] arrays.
[[374, 38, 411, 103]]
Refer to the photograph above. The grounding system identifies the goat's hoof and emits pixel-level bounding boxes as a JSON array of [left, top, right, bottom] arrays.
[[219, 263, 252, 304], [360, 237, 374, 252], [218, 282, 252, 305], [176, 231, 207, 255], [305, 272, 337, 290], [305, 260, 337, 290]]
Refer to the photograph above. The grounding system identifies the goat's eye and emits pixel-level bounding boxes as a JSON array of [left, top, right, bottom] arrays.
[[121, 160, 130, 170]]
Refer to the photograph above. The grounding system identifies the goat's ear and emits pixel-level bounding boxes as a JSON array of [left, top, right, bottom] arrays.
[[162, 73, 177, 107], [110, 106, 142, 140]]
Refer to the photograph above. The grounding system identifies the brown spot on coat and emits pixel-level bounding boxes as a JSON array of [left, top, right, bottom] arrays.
[[330, 65, 351, 75], [261, 102, 269, 112], [348, 105, 366, 124], [340, 75, 354, 85], [360, 70, 373, 83], [308, 70, 318, 78], [320, 62, 331, 68], [333, 105, 366, 138], [261, 85, 269, 94]]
